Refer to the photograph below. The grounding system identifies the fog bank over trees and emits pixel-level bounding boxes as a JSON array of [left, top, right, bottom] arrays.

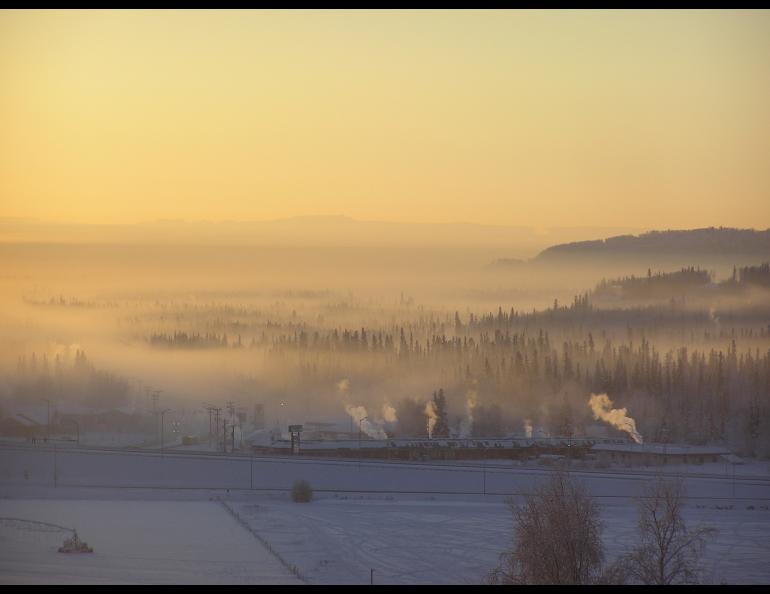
[[1, 227, 769, 457]]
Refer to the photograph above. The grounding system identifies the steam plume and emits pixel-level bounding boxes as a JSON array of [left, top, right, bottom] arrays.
[[523, 418, 533, 438], [459, 389, 477, 438], [382, 401, 397, 424], [344, 404, 387, 439], [709, 306, 721, 335], [425, 400, 437, 439], [588, 393, 643, 444], [336, 378, 350, 395]]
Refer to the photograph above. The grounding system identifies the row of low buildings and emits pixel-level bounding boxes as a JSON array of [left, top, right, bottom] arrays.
[[1, 407, 735, 467], [251, 431, 734, 466], [0, 407, 152, 442]]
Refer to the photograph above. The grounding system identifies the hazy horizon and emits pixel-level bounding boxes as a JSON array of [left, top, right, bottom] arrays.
[[3, 10, 770, 230], [1, 10, 769, 586]]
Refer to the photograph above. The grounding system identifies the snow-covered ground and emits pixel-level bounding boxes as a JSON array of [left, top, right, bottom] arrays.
[[1, 443, 769, 584], [227, 493, 770, 585], [0, 499, 302, 584], [3, 443, 769, 499]]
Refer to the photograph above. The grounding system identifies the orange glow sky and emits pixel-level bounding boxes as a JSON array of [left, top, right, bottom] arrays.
[[1, 9, 769, 228]]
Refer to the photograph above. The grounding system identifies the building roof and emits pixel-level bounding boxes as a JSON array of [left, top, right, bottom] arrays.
[[15, 413, 44, 427], [591, 443, 730, 455], [1, 416, 35, 428]]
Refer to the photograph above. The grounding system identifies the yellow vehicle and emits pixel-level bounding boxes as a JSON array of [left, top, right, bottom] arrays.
[[58, 531, 93, 554]]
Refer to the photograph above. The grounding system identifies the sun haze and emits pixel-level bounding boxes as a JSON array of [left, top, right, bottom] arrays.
[[1, 9, 769, 228]]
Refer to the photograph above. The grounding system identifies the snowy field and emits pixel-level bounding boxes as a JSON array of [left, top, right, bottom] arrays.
[[1, 443, 769, 584], [3, 443, 769, 499], [227, 493, 770, 585], [0, 499, 301, 584]]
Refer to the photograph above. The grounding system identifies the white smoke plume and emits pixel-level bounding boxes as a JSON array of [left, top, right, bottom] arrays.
[[337, 378, 387, 438], [336, 378, 350, 395], [588, 393, 643, 444], [344, 404, 387, 439], [459, 389, 477, 438], [523, 418, 533, 438], [709, 306, 721, 335], [382, 401, 398, 424], [425, 400, 437, 439]]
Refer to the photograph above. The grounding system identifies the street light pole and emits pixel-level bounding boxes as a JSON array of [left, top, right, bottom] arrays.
[[358, 416, 369, 470], [160, 409, 171, 458], [358, 416, 368, 453], [63, 418, 80, 445], [42, 398, 51, 440]]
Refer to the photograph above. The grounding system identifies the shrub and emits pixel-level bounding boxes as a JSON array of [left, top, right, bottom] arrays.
[[489, 471, 606, 585], [291, 479, 313, 503], [621, 478, 715, 584]]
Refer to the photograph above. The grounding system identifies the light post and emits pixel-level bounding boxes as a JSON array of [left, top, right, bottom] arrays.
[[160, 409, 171, 457], [358, 416, 368, 470], [660, 424, 670, 471], [358, 416, 368, 452], [63, 418, 80, 445], [42, 398, 51, 440]]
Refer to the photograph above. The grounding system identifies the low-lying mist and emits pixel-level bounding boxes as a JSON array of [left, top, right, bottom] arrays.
[[1, 236, 769, 455]]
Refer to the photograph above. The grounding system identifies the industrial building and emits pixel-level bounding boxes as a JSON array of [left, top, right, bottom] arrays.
[[252, 429, 735, 466], [591, 442, 732, 466]]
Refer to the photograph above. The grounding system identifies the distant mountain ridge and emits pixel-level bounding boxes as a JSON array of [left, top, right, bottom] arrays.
[[535, 227, 770, 261], [0, 216, 640, 255]]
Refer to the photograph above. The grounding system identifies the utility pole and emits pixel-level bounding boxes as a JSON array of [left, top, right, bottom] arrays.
[[370, 568, 374, 585], [359, 416, 368, 452], [160, 409, 171, 457], [151, 389, 163, 444], [205, 406, 218, 448], [223, 419, 227, 453], [42, 398, 51, 440], [64, 418, 79, 445], [226, 401, 239, 452]]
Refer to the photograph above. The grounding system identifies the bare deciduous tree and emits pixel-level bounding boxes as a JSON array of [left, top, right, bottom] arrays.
[[489, 472, 606, 584], [622, 477, 715, 585]]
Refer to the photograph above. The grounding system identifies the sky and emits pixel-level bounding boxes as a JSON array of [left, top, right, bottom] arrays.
[[1, 9, 769, 229]]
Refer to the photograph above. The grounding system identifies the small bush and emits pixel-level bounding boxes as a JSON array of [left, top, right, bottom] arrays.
[[291, 479, 313, 503]]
